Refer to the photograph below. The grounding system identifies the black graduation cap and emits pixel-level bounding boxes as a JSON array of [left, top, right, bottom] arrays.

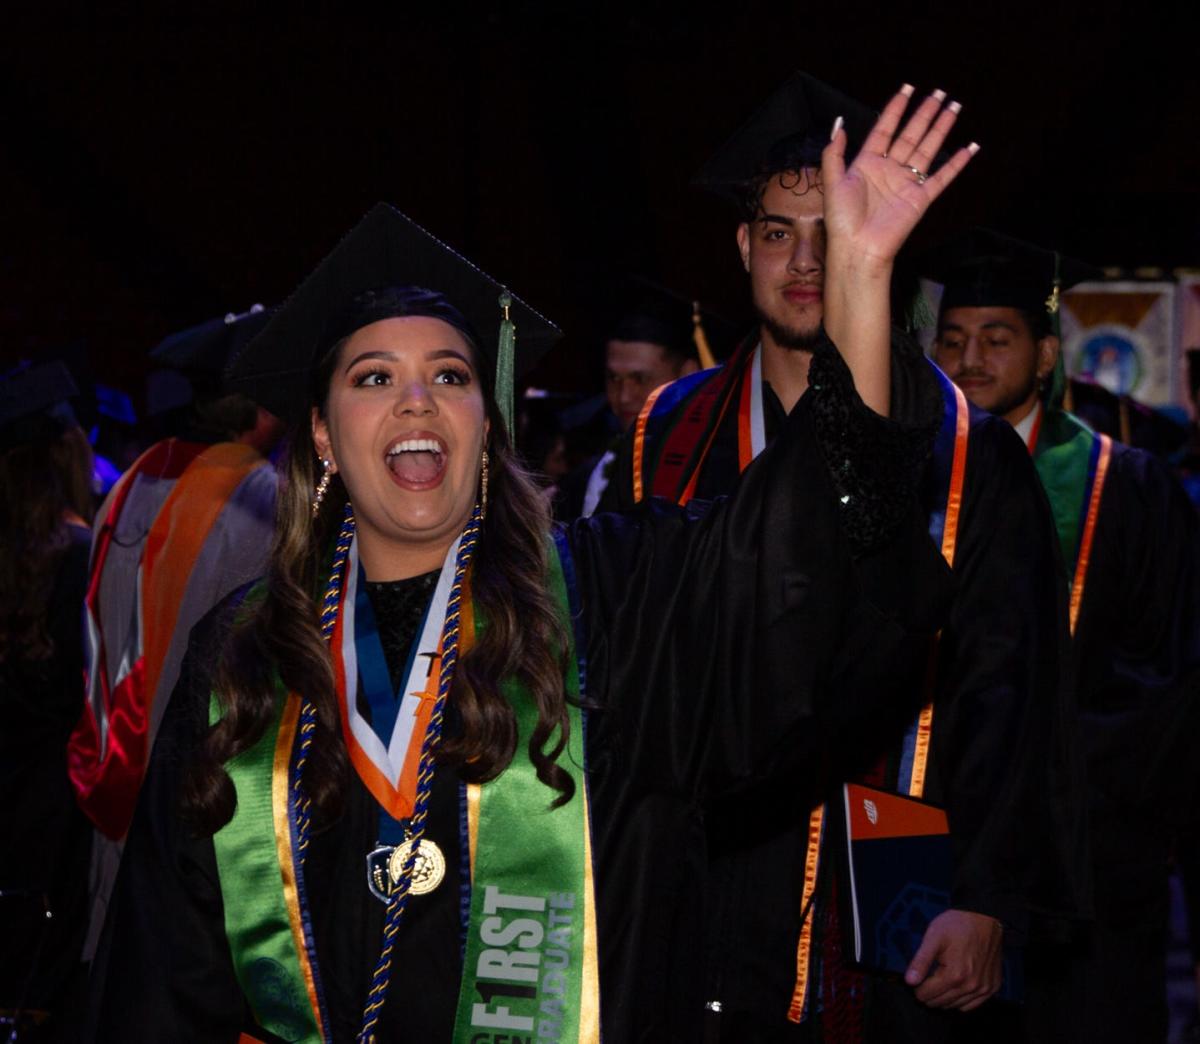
[[922, 228, 1101, 318], [603, 276, 695, 358], [601, 276, 733, 367], [226, 203, 560, 423], [0, 360, 80, 449], [694, 71, 879, 208], [151, 304, 272, 375], [923, 228, 1103, 408], [1068, 377, 1189, 457]]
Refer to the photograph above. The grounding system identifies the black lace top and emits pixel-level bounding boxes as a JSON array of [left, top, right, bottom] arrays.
[[363, 569, 440, 692]]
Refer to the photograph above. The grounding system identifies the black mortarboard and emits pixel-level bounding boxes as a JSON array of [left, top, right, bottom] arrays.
[[694, 72, 879, 208], [1068, 377, 1189, 457], [923, 228, 1100, 319], [151, 304, 272, 375], [149, 305, 273, 417], [226, 203, 560, 428], [601, 276, 733, 367], [604, 277, 695, 359], [0, 361, 80, 449]]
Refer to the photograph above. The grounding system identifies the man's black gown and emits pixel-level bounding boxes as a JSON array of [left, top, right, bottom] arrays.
[[1042, 436, 1200, 1044], [602, 341, 1081, 1041], [88, 333, 951, 1043]]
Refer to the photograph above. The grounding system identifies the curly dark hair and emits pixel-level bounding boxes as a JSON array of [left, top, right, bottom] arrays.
[[736, 132, 827, 223], [184, 287, 575, 835]]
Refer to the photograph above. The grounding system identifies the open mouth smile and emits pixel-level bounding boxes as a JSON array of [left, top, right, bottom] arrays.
[[385, 434, 448, 490]]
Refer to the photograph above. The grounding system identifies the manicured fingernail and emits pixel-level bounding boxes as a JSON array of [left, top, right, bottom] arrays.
[[900, 83, 915, 97], [830, 115, 844, 141], [932, 88, 946, 102], [949, 100, 962, 114], [967, 142, 981, 155]]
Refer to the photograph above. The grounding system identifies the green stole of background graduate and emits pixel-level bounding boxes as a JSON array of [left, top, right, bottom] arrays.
[[1032, 407, 1112, 631]]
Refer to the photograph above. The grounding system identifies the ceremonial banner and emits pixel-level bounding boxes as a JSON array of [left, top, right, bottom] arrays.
[[1061, 281, 1177, 407], [1177, 272, 1200, 417]]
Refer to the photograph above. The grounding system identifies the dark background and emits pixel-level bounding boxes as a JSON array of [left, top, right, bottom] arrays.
[[3, 4, 1198, 405]]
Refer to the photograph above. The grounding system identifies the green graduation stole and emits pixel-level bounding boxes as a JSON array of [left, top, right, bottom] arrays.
[[1031, 407, 1113, 633], [210, 534, 599, 1043], [210, 685, 320, 1043]]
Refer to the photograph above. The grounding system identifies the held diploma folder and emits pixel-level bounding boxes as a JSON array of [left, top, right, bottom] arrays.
[[840, 782, 1022, 1001]]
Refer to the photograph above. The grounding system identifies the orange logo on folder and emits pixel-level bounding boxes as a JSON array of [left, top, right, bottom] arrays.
[[845, 783, 949, 842]]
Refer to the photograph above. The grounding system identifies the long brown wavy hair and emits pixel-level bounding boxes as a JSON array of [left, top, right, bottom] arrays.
[[185, 288, 574, 835], [0, 423, 94, 663]]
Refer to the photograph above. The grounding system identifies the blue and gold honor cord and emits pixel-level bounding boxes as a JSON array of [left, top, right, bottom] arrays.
[[298, 500, 483, 1042]]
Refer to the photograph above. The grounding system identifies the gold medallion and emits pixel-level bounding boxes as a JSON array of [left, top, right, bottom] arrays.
[[387, 837, 446, 896]]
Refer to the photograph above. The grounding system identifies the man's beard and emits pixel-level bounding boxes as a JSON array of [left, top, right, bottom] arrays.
[[989, 373, 1041, 420], [959, 368, 1039, 419], [757, 305, 823, 352]]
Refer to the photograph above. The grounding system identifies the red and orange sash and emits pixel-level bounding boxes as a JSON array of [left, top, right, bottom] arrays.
[[70, 439, 266, 839]]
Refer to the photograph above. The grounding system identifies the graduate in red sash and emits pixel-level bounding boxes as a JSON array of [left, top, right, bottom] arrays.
[[930, 229, 1200, 1043], [88, 85, 972, 1042], [68, 306, 281, 959]]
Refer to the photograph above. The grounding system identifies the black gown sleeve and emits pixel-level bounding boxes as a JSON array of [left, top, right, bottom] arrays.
[[85, 604, 248, 1043], [928, 413, 1086, 932], [573, 327, 952, 803]]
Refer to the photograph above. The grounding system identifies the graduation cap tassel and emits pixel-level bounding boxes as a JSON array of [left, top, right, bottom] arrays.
[[1046, 250, 1069, 410], [903, 286, 937, 336], [1046, 252, 1063, 336], [496, 291, 516, 440], [1118, 397, 1132, 446], [692, 302, 718, 369]]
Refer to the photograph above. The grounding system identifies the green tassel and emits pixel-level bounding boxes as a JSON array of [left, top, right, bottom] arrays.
[[496, 291, 516, 440], [903, 285, 937, 335]]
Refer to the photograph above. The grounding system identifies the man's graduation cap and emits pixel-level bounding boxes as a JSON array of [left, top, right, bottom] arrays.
[[602, 276, 732, 369], [923, 228, 1102, 406], [922, 228, 1100, 322], [149, 305, 273, 417], [152, 304, 272, 375], [1068, 376, 1189, 457], [0, 361, 80, 449], [694, 71, 879, 210], [227, 203, 560, 431]]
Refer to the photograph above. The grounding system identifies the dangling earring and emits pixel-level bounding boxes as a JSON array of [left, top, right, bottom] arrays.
[[480, 449, 489, 520], [312, 459, 333, 517]]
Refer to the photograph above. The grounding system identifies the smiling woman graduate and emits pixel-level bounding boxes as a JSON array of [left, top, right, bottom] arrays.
[[88, 91, 968, 1043]]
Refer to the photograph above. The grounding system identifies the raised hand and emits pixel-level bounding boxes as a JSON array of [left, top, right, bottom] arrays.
[[823, 84, 978, 272]]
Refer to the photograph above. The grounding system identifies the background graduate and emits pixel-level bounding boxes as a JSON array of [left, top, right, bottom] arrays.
[[930, 229, 1200, 1043]]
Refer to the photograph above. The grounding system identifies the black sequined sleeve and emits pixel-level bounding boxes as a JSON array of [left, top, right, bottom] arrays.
[[805, 325, 941, 555]]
